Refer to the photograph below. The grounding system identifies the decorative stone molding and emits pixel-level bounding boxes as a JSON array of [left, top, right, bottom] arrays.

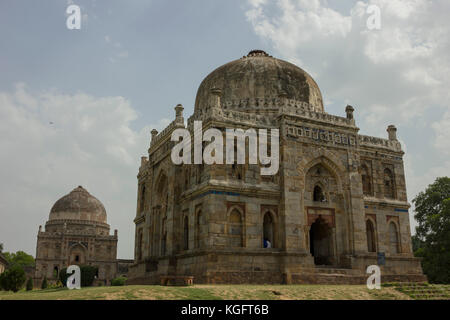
[[149, 119, 185, 152], [190, 97, 354, 129], [358, 134, 402, 152], [286, 124, 357, 147]]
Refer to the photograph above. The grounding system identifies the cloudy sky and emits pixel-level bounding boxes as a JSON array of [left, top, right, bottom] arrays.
[[0, 0, 449, 259]]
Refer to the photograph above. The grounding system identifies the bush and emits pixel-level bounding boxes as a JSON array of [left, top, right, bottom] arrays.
[[26, 277, 33, 291], [50, 280, 63, 289], [111, 277, 127, 286], [41, 276, 48, 289], [0, 266, 26, 292], [59, 265, 98, 287]]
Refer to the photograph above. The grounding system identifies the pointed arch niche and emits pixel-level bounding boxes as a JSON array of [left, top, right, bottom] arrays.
[[261, 205, 278, 249]]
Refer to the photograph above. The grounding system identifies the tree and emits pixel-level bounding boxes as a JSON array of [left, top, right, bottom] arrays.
[[41, 276, 48, 290], [3, 251, 35, 269], [413, 177, 450, 283], [0, 266, 26, 292], [411, 234, 424, 253], [0, 243, 3, 253], [26, 277, 33, 291]]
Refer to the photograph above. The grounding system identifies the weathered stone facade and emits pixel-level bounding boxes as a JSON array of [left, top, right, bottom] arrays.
[[34, 186, 118, 285], [128, 50, 425, 284]]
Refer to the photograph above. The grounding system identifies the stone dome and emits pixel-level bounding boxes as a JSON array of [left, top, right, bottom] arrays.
[[194, 50, 324, 114], [48, 186, 107, 224]]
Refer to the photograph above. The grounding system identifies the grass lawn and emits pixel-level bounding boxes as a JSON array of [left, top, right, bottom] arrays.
[[0, 284, 411, 300]]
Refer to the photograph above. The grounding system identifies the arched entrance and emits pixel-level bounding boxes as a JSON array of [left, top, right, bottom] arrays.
[[68, 244, 86, 265], [309, 217, 333, 265], [366, 219, 376, 252], [263, 212, 274, 248]]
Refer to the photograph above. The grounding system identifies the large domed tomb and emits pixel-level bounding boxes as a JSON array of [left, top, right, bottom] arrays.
[[128, 50, 426, 285], [35, 186, 118, 285]]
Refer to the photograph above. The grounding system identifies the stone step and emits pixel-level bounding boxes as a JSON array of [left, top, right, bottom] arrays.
[[300, 267, 362, 276], [316, 270, 362, 276], [290, 273, 367, 285]]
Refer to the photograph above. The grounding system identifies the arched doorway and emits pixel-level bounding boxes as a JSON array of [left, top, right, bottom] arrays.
[[309, 217, 333, 265], [69, 244, 86, 265], [195, 210, 202, 249], [183, 216, 189, 250], [137, 230, 143, 261], [229, 208, 243, 247], [53, 266, 59, 279], [263, 212, 274, 248], [388, 222, 399, 254], [366, 219, 376, 252]]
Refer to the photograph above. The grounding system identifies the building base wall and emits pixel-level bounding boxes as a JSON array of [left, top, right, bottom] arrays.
[[127, 250, 427, 285]]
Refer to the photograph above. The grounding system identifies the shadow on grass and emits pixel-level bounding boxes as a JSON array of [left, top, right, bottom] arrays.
[[33, 288, 68, 294]]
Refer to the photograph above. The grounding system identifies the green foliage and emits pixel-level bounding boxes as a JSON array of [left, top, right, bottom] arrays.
[[411, 234, 424, 253], [26, 277, 33, 291], [53, 280, 63, 289], [111, 277, 127, 286], [3, 251, 35, 269], [26, 278, 34, 290], [413, 177, 450, 284], [0, 243, 3, 253], [41, 276, 48, 289], [59, 267, 69, 286], [59, 265, 98, 287], [0, 265, 26, 292]]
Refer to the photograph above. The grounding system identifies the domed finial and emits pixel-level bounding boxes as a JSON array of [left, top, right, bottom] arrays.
[[150, 129, 158, 145], [387, 125, 397, 141], [247, 50, 270, 57], [73, 185, 88, 194], [345, 105, 354, 120], [174, 104, 184, 123]]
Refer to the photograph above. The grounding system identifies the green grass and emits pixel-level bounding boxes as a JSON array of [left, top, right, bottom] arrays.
[[0, 284, 417, 300]]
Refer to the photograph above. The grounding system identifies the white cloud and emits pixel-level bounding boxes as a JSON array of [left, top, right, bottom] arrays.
[[245, 0, 450, 124], [432, 110, 450, 156], [245, 0, 450, 233], [0, 84, 152, 258]]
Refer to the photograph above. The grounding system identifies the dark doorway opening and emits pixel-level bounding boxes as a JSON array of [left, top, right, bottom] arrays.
[[53, 266, 59, 278], [309, 217, 333, 265]]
